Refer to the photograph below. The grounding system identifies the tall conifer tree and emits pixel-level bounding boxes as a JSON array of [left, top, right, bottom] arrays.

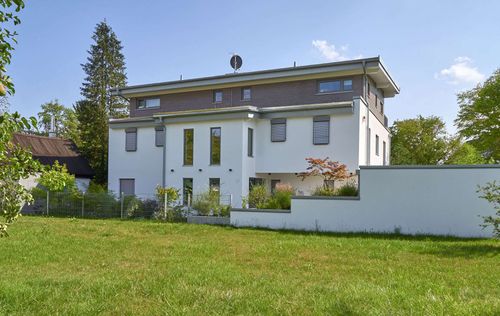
[[78, 21, 127, 183]]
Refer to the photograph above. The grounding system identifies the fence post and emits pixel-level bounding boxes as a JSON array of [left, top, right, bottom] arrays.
[[81, 194, 85, 218], [163, 191, 168, 220], [120, 192, 124, 219], [46, 190, 49, 216]]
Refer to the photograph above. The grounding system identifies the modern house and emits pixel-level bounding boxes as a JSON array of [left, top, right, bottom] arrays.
[[108, 57, 399, 206]]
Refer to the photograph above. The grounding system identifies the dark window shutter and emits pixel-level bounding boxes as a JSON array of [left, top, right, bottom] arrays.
[[313, 116, 330, 145], [271, 118, 286, 142], [155, 126, 165, 147], [125, 128, 137, 151]]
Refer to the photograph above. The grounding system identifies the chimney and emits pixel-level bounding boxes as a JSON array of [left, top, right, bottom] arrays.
[[48, 116, 56, 138]]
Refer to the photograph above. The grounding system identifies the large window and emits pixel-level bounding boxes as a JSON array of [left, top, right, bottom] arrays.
[[213, 90, 223, 103], [155, 126, 165, 147], [313, 116, 330, 145], [318, 80, 341, 93], [248, 128, 254, 157], [183, 129, 194, 165], [137, 98, 160, 109], [125, 128, 137, 151], [119, 179, 135, 196], [241, 87, 252, 101], [210, 127, 221, 165], [183, 178, 193, 206], [271, 118, 286, 142]]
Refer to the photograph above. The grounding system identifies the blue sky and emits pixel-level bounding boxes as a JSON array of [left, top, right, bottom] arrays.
[[8, 0, 500, 132]]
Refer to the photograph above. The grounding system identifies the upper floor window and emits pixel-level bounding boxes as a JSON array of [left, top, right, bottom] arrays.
[[210, 127, 221, 165], [367, 83, 371, 98], [241, 87, 252, 101], [313, 116, 330, 145], [125, 128, 137, 151], [380, 101, 384, 114], [155, 126, 165, 147], [343, 79, 353, 91], [137, 98, 160, 109], [213, 90, 223, 103], [271, 118, 286, 142], [183, 129, 194, 165], [318, 80, 341, 93]]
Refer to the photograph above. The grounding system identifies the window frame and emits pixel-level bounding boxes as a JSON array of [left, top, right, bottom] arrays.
[[183, 128, 194, 166], [213, 90, 223, 103], [241, 87, 252, 101], [317, 80, 341, 94], [210, 127, 221, 165], [270, 118, 287, 142], [155, 126, 165, 147], [137, 98, 160, 110], [313, 116, 330, 145], [343, 79, 353, 91], [125, 127, 137, 152]]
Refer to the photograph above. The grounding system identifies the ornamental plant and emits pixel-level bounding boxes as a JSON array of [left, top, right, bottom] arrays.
[[298, 157, 350, 187]]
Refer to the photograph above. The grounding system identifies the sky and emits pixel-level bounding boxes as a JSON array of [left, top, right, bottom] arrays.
[[7, 0, 500, 132]]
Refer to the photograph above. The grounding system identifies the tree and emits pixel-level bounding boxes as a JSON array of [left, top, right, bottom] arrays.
[[455, 69, 500, 162], [477, 181, 500, 238], [37, 99, 79, 143], [80, 21, 128, 118], [298, 157, 350, 185], [390, 116, 452, 165], [445, 141, 486, 165], [0, 0, 40, 237], [74, 99, 108, 183], [38, 161, 76, 192], [78, 21, 128, 183]]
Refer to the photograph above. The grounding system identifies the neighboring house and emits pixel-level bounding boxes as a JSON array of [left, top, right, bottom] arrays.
[[14, 133, 95, 191], [108, 57, 399, 206]]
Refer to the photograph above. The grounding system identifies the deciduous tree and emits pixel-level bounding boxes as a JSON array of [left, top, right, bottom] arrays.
[[37, 99, 79, 143], [298, 157, 350, 186]]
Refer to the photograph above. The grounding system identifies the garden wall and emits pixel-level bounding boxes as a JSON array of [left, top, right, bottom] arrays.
[[231, 165, 500, 237]]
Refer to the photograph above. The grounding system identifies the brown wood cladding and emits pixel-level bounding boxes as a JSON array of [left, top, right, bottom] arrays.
[[129, 75, 364, 117]]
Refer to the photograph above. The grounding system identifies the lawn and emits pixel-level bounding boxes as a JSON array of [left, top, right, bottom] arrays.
[[0, 217, 498, 315]]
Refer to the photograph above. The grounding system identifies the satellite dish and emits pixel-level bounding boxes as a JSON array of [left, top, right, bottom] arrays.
[[230, 54, 243, 72]]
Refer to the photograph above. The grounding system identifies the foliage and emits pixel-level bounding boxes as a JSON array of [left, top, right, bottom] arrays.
[[390, 115, 454, 165], [87, 180, 107, 193], [265, 183, 294, 210], [445, 141, 486, 165], [312, 185, 336, 196], [455, 69, 500, 162], [0, 112, 40, 236], [38, 160, 77, 192], [154, 186, 185, 221], [74, 99, 108, 183], [0, 0, 24, 96], [477, 181, 500, 237], [191, 189, 229, 217], [37, 99, 80, 143], [336, 182, 359, 196], [247, 184, 268, 209], [298, 157, 349, 185]]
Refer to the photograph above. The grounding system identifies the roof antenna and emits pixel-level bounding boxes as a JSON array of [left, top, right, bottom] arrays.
[[293, 61, 296, 67], [180, 74, 183, 80]]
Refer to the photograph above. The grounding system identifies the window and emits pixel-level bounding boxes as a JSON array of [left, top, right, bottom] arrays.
[[375, 95, 378, 108], [248, 128, 254, 157], [125, 128, 137, 151], [213, 90, 223, 103], [375, 134, 380, 156], [313, 116, 330, 145], [209, 178, 220, 192], [210, 127, 221, 165], [383, 141, 387, 165], [183, 129, 194, 165], [343, 79, 353, 91], [249, 177, 265, 190], [271, 118, 286, 142], [318, 80, 341, 93], [119, 179, 135, 196], [137, 98, 160, 109], [380, 101, 384, 114], [155, 126, 165, 147], [367, 83, 371, 98], [271, 180, 280, 193], [241, 87, 252, 101], [183, 178, 193, 206]]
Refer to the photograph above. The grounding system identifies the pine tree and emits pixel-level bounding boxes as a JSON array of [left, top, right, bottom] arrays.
[[78, 21, 128, 184]]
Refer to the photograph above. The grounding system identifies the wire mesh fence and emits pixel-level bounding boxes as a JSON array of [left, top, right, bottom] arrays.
[[22, 190, 233, 221]]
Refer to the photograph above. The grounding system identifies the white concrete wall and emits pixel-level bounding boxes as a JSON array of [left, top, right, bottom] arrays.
[[231, 166, 500, 237], [358, 97, 390, 166], [108, 126, 163, 195]]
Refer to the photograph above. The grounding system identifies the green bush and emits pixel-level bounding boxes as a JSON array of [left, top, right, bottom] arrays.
[[312, 186, 336, 196], [335, 182, 358, 196], [246, 183, 294, 210], [191, 189, 229, 217], [248, 184, 268, 209]]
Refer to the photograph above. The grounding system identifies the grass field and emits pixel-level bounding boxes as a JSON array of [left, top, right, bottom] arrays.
[[0, 217, 499, 315]]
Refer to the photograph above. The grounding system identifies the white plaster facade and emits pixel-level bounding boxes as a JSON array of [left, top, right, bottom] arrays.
[[108, 97, 390, 206]]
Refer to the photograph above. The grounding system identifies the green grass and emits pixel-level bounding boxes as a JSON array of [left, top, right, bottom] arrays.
[[0, 217, 499, 315]]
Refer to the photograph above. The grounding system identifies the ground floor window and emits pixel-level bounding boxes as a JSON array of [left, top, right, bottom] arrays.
[[183, 178, 193, 205], [209, 178, 220, 192], [271, 179, 280, 193], [249, 177, 265, 190], [119, 179, 135, 196]]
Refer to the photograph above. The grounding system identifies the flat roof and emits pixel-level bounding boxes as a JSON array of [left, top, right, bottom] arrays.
[[113, 57, 400, 98]]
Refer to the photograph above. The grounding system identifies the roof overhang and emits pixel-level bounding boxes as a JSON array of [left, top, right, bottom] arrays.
[[112, 57, 400, 99]]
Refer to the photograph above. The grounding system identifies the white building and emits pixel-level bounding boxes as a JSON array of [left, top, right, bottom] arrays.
[[108, 57, 399, 207]]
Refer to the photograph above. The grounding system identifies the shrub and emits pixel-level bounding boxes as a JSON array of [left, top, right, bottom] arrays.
[[265, 183, 294, 210], [191, 189, 229, 217], [336, 182, 358, 196], [478, 181, 499, 237], [312, 185, 336, 196], [248, 184, 268, 209]]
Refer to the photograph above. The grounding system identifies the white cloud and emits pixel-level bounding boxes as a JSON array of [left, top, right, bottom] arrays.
[[436, 57, 485, 85], [312, 40, 360, 62]]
